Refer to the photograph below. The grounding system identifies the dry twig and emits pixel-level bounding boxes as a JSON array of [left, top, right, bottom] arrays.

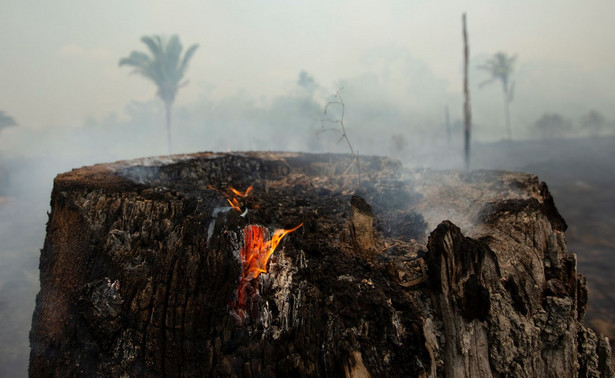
[[319, 89, 361, 181]]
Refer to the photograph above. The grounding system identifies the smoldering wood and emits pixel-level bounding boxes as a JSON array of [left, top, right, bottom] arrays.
[[29, 152, 612, 377]]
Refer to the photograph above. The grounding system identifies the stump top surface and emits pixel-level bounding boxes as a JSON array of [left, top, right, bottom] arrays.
[[52, 151, 401, 191]]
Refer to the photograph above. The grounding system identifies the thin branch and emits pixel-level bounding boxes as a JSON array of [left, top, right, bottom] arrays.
[[318, 126, 343, 134], [321, 91, 355, 156], [319, 89, 361, 184], [324, 101, 344, 114], [342, 158, 357, 176]]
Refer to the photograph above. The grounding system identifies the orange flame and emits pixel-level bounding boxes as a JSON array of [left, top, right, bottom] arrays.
[[235, 223, 303, 318], [208, 185, 253, 213], [240, 223, 302, 281], [229, 186, 253, 197]]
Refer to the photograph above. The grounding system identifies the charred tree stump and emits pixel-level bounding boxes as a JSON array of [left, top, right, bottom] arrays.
[[29, 152, 612, 377]]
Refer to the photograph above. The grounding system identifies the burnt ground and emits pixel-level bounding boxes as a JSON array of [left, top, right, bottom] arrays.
[[0, 136, 613, 376]]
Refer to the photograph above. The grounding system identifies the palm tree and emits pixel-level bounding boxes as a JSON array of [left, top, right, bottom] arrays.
[[0, 111, 17, 132], [479, 52, 516, 140], [120, 35, 198, 154]]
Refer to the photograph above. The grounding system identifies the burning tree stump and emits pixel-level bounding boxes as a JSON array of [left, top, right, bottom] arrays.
[[29, 152, 612, 377]]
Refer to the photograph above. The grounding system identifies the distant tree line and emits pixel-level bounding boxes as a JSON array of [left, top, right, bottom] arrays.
[[533, 109, 614, 139], [0, 111, 17, 132]]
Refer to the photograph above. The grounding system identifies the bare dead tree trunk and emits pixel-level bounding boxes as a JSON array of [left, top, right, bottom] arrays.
[[503, 82, 512, 141], [445, 105, 451, 145], [165, 101, 173, 155], [463, 13, 472, 171]]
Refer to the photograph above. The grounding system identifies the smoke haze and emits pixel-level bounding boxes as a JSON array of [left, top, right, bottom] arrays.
[[1, 1, 615, 376]]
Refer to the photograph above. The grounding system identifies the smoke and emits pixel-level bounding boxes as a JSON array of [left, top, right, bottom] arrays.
[[1, 44, 615, 376]]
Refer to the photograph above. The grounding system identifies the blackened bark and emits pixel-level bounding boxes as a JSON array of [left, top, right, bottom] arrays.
[[29, 152, 612, 377]]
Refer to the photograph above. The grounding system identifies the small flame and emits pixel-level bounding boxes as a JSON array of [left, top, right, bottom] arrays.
[[235, 223, 303, 319], [208, 184, 253, 213], [229, 186, 253, 197]]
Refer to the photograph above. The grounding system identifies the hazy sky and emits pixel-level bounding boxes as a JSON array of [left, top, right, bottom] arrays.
[[1, 1, 614, 135], [3, 4, 615, 375]]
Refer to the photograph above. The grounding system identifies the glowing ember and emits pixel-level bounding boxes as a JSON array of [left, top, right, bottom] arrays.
[[235, 223, 303, 319]]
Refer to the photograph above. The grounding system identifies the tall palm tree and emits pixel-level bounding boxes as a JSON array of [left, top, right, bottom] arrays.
[[479, 52, 516, 140], [120, 35, 198, 154], [0, 110, 17, 132]]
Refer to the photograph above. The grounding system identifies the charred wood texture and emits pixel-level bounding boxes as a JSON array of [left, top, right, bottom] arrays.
[[29, 152, 612, 377]]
